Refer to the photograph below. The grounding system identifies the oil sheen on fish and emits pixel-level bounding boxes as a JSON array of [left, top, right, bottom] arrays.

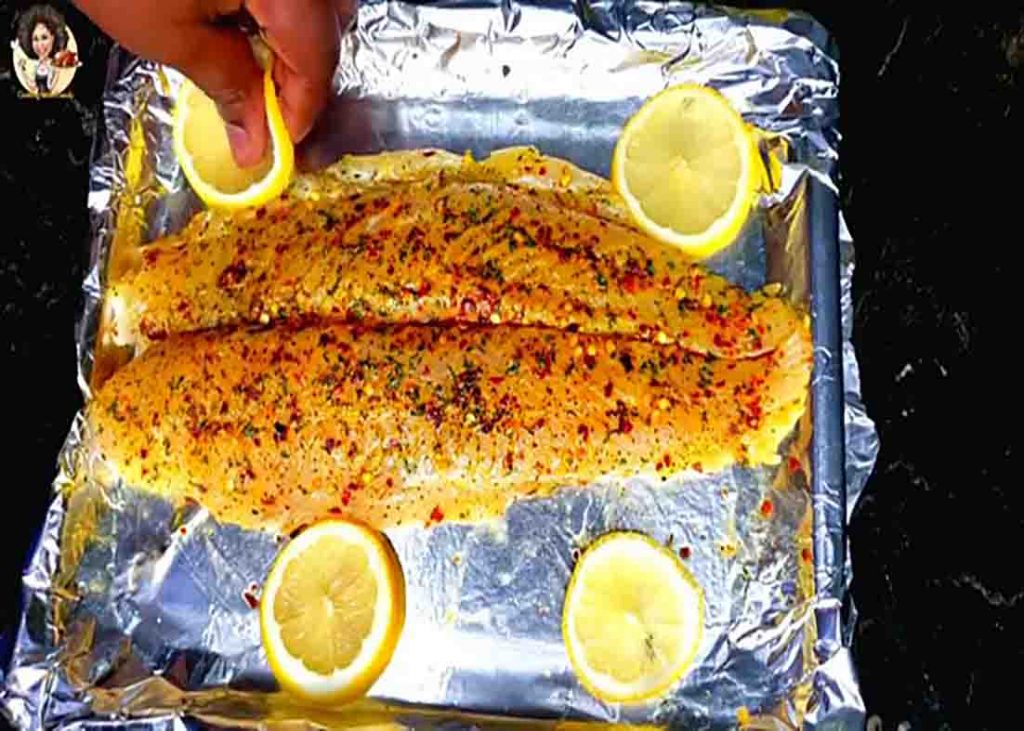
[[89, 148, 813, 532]]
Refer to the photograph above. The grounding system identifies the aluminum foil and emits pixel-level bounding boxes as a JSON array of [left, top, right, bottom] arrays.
[[2, 1, 879, 729]]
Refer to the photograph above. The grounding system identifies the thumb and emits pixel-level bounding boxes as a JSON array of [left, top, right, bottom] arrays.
[[172, 24, 267, 167]]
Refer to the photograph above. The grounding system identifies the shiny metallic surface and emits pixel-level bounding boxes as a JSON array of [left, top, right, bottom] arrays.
[[2, 1, 878, 729]]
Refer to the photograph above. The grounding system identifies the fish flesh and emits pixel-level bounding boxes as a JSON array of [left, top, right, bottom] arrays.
[[105, 149, 801, 360], [89, 148, 812, 532], [89, 321, 810, 532]]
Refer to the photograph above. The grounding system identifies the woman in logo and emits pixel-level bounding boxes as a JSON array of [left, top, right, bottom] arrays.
[[15, 4, 75, 95]]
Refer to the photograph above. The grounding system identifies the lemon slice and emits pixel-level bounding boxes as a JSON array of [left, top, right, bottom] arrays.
[[612, 84, 760, 258], [260, 520, 405, 703], [562, 532, 704, 703], [173, 68, 294, 210]]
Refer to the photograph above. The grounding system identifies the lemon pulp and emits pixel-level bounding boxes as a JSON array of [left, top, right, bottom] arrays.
[[612, 84, 759, 258], [562, 532, 705, 703], [260, 520, 405, 703]]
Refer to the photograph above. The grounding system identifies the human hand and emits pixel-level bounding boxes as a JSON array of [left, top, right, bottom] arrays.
[[75, 0, 355, 166]]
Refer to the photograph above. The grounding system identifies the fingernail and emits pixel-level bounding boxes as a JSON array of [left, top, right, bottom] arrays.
[[226, 122, 254, 166]]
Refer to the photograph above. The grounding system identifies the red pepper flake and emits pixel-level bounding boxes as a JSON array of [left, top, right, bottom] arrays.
[[801, 546, 813, 563], [678, 546, 692, 559], [241, 583, 261, 610], [538, 166, 548, 176], [535, 224, 553, 247], [603, 381, 614, 398], [509, 207, 521, 220], [139, 448, 148, 459], [759, 499, 774, 518], [430, 506, 445, 523], [423, 150, 437, 157], [622, 273, 640, 294], [179, 526, 187, 536], [341, 490, 353, 506], [693, 462, 704, 473], [608, 400, 633, 434], [328, 506, 342, 515], [788, 456, 802, 473]]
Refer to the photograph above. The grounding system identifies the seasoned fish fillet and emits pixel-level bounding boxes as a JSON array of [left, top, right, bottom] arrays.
[[89, 148, 813, 532], [88, 321, 811, 532], [106, 151, 800, 361]]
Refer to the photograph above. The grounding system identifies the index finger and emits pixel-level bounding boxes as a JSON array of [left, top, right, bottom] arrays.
[[246, 0, 340, 143]]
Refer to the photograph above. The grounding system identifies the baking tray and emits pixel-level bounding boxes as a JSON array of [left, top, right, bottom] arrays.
[[1, 1, 878, 729]]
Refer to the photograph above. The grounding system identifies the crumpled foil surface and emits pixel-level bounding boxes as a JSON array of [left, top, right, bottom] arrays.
[[2, 1, 879, 729]]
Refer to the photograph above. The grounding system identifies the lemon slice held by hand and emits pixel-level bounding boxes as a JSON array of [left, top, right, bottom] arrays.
[[260, 520, 405, 703], [173, 68, 294, 210], [562, 532, 705, 703], [612, 84, 760, 258]]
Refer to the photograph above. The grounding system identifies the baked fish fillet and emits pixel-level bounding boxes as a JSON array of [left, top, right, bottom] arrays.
[[105, 149, 800, 361], [88, 321, 811, 532]]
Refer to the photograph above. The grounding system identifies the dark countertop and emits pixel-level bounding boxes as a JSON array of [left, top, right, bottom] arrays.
[[1, 2, 1018, 729]]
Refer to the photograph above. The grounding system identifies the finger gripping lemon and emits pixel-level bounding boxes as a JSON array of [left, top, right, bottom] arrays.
[[173, 68, 294, 210]]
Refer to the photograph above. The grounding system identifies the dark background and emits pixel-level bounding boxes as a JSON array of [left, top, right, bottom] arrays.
[[1, 1, 1019, 729]]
